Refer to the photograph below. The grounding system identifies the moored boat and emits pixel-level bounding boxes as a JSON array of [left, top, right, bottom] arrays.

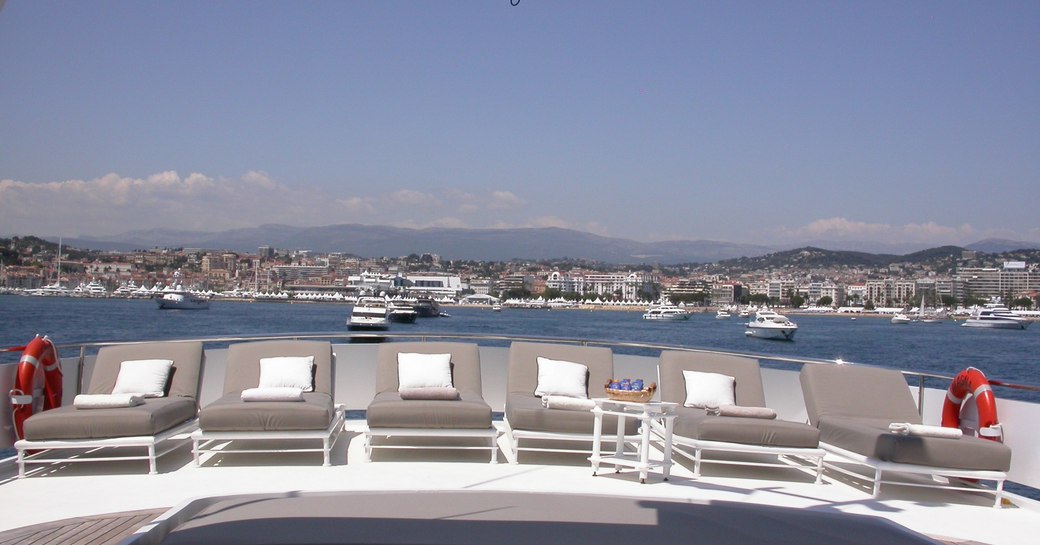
[[962, 305, 1030, 330], [387, 299, 418, 324], [347, 297, 390, 330], [642, 305, 690, 321], [745, 309, 798, 340]]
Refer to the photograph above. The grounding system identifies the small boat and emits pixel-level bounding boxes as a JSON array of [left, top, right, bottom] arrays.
[[413, 297, 442, 318], [962, 305, 1030, 330], [745, 309, 797, 340], [348, 297, 390, 331], [492, 303, 503, 312], [642, 305, 690, 321], [715, 309, 731, 319], [890, 313, 913, 325], [157, 272, 210, 310], [387, 300, 418, 324]]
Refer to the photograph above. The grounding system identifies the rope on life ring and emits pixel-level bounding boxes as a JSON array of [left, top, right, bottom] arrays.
[[941, 367, 1002, 442], [9, 335, 62, 440]]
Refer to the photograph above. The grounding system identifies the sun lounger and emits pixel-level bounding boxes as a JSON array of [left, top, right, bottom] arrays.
[[16, 341, 204, 476], [191, 340, 343, 466], [655, 351, 824, 481], [364, 342, 498, 462], [800, 363, 1012, 506], [503, 342, 638, 462]]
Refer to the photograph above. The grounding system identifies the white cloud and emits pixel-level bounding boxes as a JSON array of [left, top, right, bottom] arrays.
[[488, 190, 526, 210], [774, 217, 979, 245], [390, 189, 440, 207]]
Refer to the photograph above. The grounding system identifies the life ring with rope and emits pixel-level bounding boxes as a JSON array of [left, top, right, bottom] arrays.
[[7, 335, 63, 440], [941, 367, 1002, 442]]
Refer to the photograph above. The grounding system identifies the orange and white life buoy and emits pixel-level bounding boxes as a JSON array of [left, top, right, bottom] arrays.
[[941, 367, 1002, 442], [8, 335, 62, 440]]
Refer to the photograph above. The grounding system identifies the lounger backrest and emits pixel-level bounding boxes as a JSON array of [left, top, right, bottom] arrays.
[[799, 364, 921, 426], [376, 342, 482, 395], [507, 341, 613, 397], [658, 351, 766, 407], [223, 340, 334, 396], [88, 341, 204, 399]]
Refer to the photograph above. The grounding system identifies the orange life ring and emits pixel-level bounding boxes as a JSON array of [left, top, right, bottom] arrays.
[[941, 367, 1001, 442], [9, 335, 62, 440]]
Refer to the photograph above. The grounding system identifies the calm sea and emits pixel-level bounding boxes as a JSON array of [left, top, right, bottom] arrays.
[[2, 295, 1037, 401]]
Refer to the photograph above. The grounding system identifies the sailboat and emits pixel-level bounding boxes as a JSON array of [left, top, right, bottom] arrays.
[[34, 238, 70, 296]]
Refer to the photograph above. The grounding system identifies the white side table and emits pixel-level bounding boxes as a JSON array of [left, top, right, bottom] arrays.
[[589, 398, 677, 484]]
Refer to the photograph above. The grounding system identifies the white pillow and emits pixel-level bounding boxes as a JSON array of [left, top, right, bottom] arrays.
[[682, 370, 736, 408], [112, 359, 174, 398], [398, 353, 453, 390], [535, 357, 589, 399], [259, 356, 315, 392]]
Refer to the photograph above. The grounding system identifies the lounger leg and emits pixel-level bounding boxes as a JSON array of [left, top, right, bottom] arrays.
[[148, 444, 157, 475], [693, 447, 703, 479], [363, 433, 373, 462], [322, 437, 331, 467], [17, 449, 25, 478], [994, 479, 1005, 508], [872, 468, 882, 497], [489, 434, 498, 464], [502, 421, 519, 464], [192, 439, 201, 467], [638, 416, 651, 484], [814, 455, 824, 484]]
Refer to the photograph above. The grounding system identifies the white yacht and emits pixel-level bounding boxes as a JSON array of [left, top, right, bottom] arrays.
[[347, 297, 390, 330], [387, 299, 418, 324], [891, 313, 913, 325], [642, 305, 690, 321], [157, 271, 210, 310], [962, 305, 1030, 330], [715, 308, 731, 319], [745, 309, 798, 340]]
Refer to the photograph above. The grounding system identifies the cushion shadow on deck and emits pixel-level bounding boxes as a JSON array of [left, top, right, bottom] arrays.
[[142, 490, 940, 545]]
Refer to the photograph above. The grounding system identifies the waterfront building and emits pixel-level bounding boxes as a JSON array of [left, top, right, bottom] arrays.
[[864, 279, 916, 306], [709, 282, 743, 306], [401, 273, 464, 297], [955, 262, 1038, 301]]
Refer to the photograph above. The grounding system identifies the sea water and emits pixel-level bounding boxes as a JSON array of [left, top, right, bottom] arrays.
[[1, 295, 1037, 401]]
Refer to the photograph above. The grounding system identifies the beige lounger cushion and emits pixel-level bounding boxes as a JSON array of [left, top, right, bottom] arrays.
[[23, 341, 205, 441], [658, 351, 820, 448], [86, 342, 204, 399], [800, 364, 1011, 472], [506, 342, 638, 435], [367, 342, 494, 430], [367, 391, 492, 429], [23, 398, 197, 440], [671, 407, 819, 448], [200, 392, 335, 432]]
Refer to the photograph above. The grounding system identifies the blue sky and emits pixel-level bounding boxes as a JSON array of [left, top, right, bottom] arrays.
[[1, 1, 1037, 248]]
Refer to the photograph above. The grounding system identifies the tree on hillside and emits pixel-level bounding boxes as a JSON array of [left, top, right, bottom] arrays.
[[816, 296, 833, 307]]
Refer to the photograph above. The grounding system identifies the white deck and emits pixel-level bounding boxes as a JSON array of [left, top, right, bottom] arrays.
[[1, 420, 1038, 545]]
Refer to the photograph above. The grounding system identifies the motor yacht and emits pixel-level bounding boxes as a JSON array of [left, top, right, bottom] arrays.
[[715, 308, 731, 319], [745, 309, 798, 340], [1, 332, 1038, 545], [891, 313, 914, 324], [387, 299, 418, 324], [156, 272, 210, 310], [642, 305, 690, 321], [347, 297, 390, 330], [962, 305, 1030, 330], [413, 297, 442, 318]]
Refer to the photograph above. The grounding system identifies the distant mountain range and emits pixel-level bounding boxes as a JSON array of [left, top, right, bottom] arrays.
[[63, 224, 774, 264], [51, 224, 1040, 264]]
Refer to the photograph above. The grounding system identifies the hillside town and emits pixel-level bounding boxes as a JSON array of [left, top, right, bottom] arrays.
[[1, 236, 1038, 311]]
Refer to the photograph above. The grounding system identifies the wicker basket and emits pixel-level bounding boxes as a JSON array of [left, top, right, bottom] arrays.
[[603, 380, 657, 403]]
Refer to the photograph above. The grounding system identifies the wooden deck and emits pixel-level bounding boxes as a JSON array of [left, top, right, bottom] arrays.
[[0, 508, 165, 545]]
